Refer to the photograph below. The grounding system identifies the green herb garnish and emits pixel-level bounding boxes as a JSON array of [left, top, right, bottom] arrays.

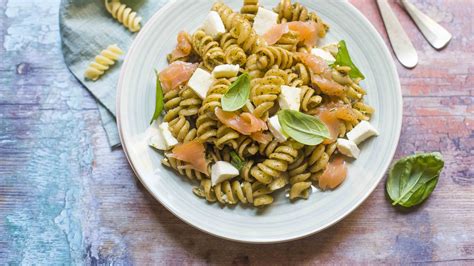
[[221, 73, 250, 112], [149, 71, 164, 124], [386, 152, 444, 208], [230, 151, 245, 171], [277, 109, 330, 146], [332, 40, 365, 80]]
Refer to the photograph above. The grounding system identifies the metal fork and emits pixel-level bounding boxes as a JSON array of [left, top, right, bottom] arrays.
[[400, 0, 452, 50]]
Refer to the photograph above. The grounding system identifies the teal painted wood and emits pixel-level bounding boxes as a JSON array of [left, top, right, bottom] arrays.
[[0, 0, 472, 264]]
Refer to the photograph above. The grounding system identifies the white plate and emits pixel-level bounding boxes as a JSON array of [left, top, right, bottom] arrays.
[[117, 0, 402, 243]]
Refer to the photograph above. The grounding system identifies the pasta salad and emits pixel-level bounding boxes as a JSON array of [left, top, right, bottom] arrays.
[[148, 0, 378, 207]]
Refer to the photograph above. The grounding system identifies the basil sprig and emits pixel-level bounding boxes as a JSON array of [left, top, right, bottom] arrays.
[[149, 71, 164, 124], [332, 40, 365, 80], [277, 110, 330, 146], [221, 73, 250, 112], [386, 152, 444, 208], [230, 151, 245, 171]]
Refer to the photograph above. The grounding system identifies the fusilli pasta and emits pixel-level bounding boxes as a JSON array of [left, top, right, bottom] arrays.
[[196, 112, 218, 143], [149, 0, 376, 208], [192, 30, 225, 70], [200, 77, 233, 114], [213, 2, 262, 54], [254, 46, 297, 71], [274, 0, 329, 34], [193, 179, 273, 206], [275, 31, 300, 52], [163, 157, 207, 181], [163, 89, 182, 123], [240, 0, 259, 23], [84, 44, 123, 81], [220, 32, 248, 66], [250, 141, 298, 184], [104, 0, 141, 32], [251, 67, 288, 119], [169, 115, 197, 143]]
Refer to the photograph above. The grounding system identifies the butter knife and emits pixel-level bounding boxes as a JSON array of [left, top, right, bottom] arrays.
[[400, 0, 452, 49], [376, 0, 418, 68]]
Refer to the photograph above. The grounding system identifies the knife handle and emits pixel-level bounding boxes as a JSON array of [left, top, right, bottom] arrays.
[[376, 0, 418, 68]]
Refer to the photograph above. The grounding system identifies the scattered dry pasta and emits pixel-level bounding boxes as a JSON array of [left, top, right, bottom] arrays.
[[104, 0, 141, 32], [84, 44, 123, 81]]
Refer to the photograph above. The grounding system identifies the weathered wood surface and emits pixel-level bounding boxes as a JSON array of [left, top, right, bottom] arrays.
[[0, 0, 472, 264]]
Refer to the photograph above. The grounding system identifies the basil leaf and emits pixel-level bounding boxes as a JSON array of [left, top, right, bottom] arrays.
[[332, 40, 365, 80], [221, 73, 250, 112], [149, 71, 164, 124], [386, 152, 444, 208], [230, 151, 245, 171], [277, 109, 330, 146]]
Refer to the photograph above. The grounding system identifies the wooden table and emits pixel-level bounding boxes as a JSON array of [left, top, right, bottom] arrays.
[[0, 0, 472, 264]]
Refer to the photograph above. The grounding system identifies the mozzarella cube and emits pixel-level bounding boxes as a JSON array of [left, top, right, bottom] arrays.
[[188, 68, 214, 99], [212, 64, 240, 78], [253, 7, 279, 36], [149, 134, 167, 150], [148, 122, 167, 150], [268, 115, 288, 142], [211, 161, 239, 185], [159, 122, 179, 149], [148, 122, 178, 150], [279, 85, 301, 111], [202, 11, 226, 38], [337, 138, 360, 159], [321, 42, 339, 55], [347, 121, 379, 145], [311, 48, 336, 64]]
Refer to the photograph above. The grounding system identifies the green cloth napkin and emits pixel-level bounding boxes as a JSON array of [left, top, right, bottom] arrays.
[[59, 0, 168, 148]]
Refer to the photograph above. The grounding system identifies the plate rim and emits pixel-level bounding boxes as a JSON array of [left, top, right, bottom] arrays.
[[116, 0, 403, 243]]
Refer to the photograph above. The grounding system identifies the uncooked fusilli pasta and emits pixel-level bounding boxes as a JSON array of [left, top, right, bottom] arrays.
[[104, 0, 141, 32], [84, 44, 123, 81]]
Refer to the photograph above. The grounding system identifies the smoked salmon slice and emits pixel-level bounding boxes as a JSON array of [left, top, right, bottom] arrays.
[[215, 108, 268, 135], [288, 21, 321, 47], [318, 157, 347, 190], [263, 21, 323, 47], [297, 53, 347, 97], [169, 31, 192, 62], [263, 23, 289, 45], [159, 61, 198, 92], [312, 75, 346, 97], [317, 108, 340, 144], [250, 131, 272, 144], [296, 52, 330, 75], [169, 140, 208, 175]]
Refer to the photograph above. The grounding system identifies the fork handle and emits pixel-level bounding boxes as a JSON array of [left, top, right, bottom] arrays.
[[400, 0, 452, 50]]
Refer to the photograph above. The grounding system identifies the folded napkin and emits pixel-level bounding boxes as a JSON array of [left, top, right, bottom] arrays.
[[59, 0, 168, 147]]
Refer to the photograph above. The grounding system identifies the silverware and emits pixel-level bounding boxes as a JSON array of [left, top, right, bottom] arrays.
[[376, 0, 418, 68], [400, 0, 452, 49]]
